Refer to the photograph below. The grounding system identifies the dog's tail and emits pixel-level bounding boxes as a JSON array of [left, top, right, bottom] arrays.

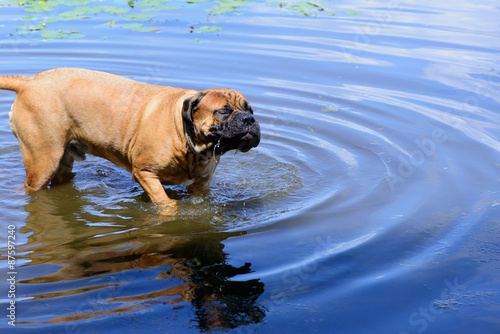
[[0, 75, 30, 93]]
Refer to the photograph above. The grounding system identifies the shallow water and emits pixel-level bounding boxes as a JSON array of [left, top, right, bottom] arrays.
[[0, 0, 499, 333]]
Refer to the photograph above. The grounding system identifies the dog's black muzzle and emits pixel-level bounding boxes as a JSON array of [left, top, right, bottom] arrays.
[[212, 111, 261, 154]]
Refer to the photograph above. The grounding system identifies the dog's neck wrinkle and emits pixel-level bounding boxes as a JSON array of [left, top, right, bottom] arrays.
[[182, 116, 214, 160], [185, 151, 214, 180], [182, 121, 216, 180]]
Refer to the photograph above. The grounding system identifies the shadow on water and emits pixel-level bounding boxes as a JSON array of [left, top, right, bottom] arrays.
[[18, 183, 266, 331]]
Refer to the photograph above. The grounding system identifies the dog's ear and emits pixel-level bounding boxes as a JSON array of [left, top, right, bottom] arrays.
[[182, 96, 193, 126], [182, 92, 206, 127]]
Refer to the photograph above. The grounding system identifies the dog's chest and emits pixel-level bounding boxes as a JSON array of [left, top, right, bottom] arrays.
[[160, 152, 218, 187]]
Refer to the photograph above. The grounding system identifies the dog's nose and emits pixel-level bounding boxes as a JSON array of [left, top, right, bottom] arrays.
[[242, 114, 255, 126]]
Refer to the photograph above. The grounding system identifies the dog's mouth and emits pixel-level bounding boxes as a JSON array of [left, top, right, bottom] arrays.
[[211, 115, 261, 154], [218, 128, 260, 153]]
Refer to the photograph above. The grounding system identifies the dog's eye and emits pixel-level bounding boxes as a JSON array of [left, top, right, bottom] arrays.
[[214, 106, 232, 117]]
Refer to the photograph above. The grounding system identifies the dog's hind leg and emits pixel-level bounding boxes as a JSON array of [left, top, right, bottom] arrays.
[[20, 143, 66, 192], [10, 104, 67, 192]]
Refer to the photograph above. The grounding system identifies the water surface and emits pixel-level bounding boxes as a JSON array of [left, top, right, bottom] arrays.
[[0, 0, 499, 333]]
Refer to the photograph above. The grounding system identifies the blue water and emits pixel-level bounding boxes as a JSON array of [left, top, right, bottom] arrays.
[[0, 0, 499, 333]]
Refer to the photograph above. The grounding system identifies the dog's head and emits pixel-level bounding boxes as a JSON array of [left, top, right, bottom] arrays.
[[182, 88, 261, 155]]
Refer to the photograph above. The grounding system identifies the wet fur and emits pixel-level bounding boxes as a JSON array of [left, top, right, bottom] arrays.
[[1, 68, 260, 214]]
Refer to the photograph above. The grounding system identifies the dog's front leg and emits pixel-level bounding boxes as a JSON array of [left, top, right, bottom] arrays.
[[133, 168, 177, 215], [187, 178, 212, 196]]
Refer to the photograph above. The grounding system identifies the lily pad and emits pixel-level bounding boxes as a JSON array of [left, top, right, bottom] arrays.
[[46, 0, 92, 6], [45, 17, 75, 24], [19, 24, 45, 31], [59, 29, 80, 34], [291, 1, 325, 9], [60, 6, 130, 18], [23, 4, 55, 13], [215, 0, 253, 7], [125, 14, 156, 20], [136, 0, 171, 6], [130, 27, 160, 31], [289, 1, 326, 15], [41, 30, 66, 39], [100, 22, 158, 32], [195, 25, 224, 33], [17, 30, 35, 35], [321, 106, 339, 112], [94, 5, 131, 14], [59, 7, 96, 17], [266, 2, 287, 8], [207, 0, 254, 15], [206, 6, 235, 14], [20, 14, 41, 20], [144, 6, 180, 11]]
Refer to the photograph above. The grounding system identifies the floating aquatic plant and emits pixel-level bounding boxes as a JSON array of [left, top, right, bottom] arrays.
[[2, 0, 356, 41], [134, 0, 172, 6], [59, 6, 130, 18], [124, 13, 156, 20], [142, 6, 180, 11], [192, 25, 224, 33], [266, 1, 360, 16], [101, 21, 159, 32], [207, 0, 254, 15], [40, 29, 84, 39], [267, 1, 328, 15], [18, 24, 45, 31]]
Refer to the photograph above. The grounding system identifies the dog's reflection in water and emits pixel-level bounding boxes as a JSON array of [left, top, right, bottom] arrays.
[[19, 186, 265, 330]]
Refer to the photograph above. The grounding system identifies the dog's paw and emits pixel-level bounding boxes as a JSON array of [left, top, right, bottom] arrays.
[[159, 207, 177, 216], [153, 200, 178, 216]]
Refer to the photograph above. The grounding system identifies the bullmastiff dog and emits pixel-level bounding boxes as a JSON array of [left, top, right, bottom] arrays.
[[0, 68, 260, 215]]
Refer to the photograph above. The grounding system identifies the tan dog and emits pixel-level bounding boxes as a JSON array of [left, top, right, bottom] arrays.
[[0, 68, 260, 214]]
